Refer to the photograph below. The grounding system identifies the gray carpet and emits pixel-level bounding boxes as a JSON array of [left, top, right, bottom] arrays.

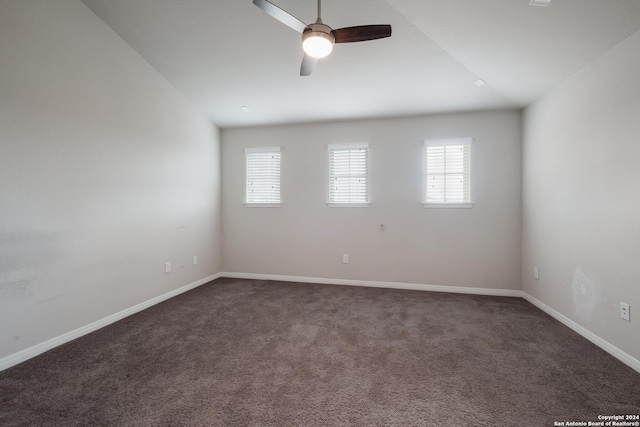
[[1, 278, 639, 426]]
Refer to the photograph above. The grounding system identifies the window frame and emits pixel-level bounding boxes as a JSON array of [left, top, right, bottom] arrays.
[[422, 137, 473, 209], [327, 142, 370, 208], [244, 146, 282, 208]]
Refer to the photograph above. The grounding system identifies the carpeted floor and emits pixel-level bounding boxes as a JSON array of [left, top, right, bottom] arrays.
[[1, 278, 639, 426]]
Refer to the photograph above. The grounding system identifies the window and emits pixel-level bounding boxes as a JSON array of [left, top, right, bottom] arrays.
[[328, 142, 369, 207], [423, 138, 472, 208], [245, 146, 281, 207]]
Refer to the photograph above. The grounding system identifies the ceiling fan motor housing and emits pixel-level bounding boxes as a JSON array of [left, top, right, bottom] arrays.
[[302, 23, 335, 58]]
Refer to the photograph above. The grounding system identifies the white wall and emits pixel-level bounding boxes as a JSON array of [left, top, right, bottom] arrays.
[[222, 111, 522, 291], [523, 31, 640, 360], [0, 0, 221, 360]]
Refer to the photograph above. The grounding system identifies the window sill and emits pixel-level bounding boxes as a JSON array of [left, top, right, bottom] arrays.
[[244, 203, 282, 208], [327, 203, 371, 208], [423, 203, 473, 209]]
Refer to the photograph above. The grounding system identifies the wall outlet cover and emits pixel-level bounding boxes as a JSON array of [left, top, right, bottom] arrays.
[[620, 302, 630, 322]]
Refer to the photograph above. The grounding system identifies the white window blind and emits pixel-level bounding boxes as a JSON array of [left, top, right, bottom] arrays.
[[245, 146, 281, 206], [328, 143, 369, 206], [423, 138, 472, 207]]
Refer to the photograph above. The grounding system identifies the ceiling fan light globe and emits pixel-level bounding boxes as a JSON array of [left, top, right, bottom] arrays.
[[302, 32, 334, 58]]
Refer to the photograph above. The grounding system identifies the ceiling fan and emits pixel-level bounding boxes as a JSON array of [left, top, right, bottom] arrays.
[[253, 0, 392, 76]]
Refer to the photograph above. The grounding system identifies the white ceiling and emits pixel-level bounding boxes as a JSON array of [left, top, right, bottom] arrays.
[[81, 0, 640, 128]]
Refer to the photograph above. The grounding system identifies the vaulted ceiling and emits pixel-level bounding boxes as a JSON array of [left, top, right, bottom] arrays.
[[81, 0, 640, 128]]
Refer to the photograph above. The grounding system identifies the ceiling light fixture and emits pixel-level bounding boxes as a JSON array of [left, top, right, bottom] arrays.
[[302, 24, 335, 58], [474, 78, 486, 87], [253, 0, 391, 75], [529, 0, 551, 7]]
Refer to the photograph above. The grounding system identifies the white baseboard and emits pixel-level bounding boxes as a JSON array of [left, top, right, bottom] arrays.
[[522, 292, 640, 373], [220, 272, 523, 297], [0, 273, 221, 372]]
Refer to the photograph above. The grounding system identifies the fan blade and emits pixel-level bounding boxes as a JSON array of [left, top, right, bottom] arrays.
[[253, 0, 307, 33], [332, 25, 392, 43], [300, 54, 318, 76]]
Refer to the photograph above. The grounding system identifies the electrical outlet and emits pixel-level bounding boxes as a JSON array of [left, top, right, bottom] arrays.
[[165, 262, 171, 273], [620, 302, 630, 321], [534, 267, 539, 280], [342, 254, 349, 264], [193, 255, 198, 266]]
